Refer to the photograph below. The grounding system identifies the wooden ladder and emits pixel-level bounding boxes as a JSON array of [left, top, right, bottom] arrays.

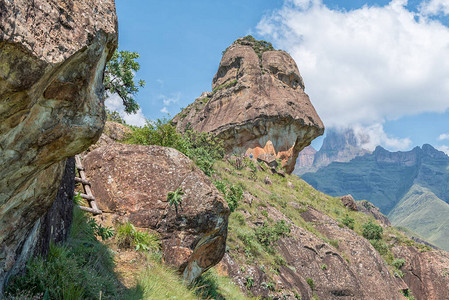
[[75, 155, 102, 215]]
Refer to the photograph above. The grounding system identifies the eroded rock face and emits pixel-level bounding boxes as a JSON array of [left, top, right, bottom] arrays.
[[221, 204, 407, 299], [0, 0, 117, 291], [83, 143, 230, 283], [392, 246, 449, 300], [173, 37, 324, 173]]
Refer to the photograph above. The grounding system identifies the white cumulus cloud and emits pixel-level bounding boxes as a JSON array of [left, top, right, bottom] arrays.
[[257, 0, 449, 132], [160, 92, 181, 106], [438, 133, 449, 140], [105, 94, 147, 127], [420, 0, 449, 15], [353, 123, 412, 151], [160, 107, 169, 114]]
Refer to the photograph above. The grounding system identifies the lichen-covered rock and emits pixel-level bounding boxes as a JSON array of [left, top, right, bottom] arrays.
[[0, 0, 117, 291], [86, 121, 132, 152], [392, 246, 449, 300], [83, 143, 230, 283], [340, 194, 358, 211], [173, 37, 324, 173]]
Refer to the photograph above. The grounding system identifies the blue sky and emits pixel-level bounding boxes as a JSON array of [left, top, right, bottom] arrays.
[[108, 0, 449, 154]]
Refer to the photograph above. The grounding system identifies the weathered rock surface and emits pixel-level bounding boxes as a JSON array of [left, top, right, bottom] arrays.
[[222, 203, 407, 299], [357, 200, 391, 227], [173, 37, 324, 173], [83, 143, 230, 283], [294, 145, 317, 173], [340, 194, 358, 211], [0, 0, 117, 291], [392, 246, 449, 300], [86, 121, 132, 152]]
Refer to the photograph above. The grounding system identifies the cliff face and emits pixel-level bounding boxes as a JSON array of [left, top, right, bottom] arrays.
[[173, 37, 324, 173], [0, 0, 117, 291]]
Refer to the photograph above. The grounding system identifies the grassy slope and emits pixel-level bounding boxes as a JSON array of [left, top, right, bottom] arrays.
[[213, 158, 428, 293], [389, 184, 449, 251]]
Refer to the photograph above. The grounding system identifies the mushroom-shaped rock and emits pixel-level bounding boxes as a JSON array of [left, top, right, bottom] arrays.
[[173, 37, 324, 173], [83, 143, 230, 283], [0, 0, 117, 290]]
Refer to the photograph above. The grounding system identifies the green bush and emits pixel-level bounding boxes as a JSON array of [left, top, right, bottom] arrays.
[[392, 258, 405, 269], [116, 222, 160, 252], [362, 221, 383, 240], [254, 220, 290, 247], [342, 214, 355, 230], [126, 118, 224, 176], [214, 181, 244, 212], [370, 239, 389, 256]]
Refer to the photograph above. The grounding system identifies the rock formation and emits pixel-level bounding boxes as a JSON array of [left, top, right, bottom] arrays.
[[294, 145, 317, 173], [220, 204, 407, 299], [340, 194, 358, 211], [173, 36, 324, 173], [0, 0, 117, 291], [83, 143, 230, 283], [357, 200, 391, 227]]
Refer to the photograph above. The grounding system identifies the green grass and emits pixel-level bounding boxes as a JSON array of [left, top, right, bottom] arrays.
[[5, 207, 121, 299], [116, 222, 161, 252]]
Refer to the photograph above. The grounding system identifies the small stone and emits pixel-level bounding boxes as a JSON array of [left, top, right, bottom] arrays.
[[264, 176, 272, 185]]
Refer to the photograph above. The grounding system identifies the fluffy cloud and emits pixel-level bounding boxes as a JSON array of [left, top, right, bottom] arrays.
[[353, 123, 412, 151], [257, 0, 449, 130], [105, 94, 147, 127], [160, 107, 169, 114], [420, 0, 449, 15], [439, 133, 449, 140]]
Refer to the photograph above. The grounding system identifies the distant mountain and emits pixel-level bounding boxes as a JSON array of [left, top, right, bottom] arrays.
[[301, 144, 449, 250], [389, 184, 449, 250], [294, 128, 370, 175]]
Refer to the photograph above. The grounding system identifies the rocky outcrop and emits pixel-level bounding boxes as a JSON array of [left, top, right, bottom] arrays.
[[340, 194, 358, 211], [173, 36, 324, 173], [392, 246, 449, 300], [294, 145, 317, 174], [221, 204, 407, 299], [357, 200, 391, 227], [0, 0, 117, 291], [83, 143, 230, 283]]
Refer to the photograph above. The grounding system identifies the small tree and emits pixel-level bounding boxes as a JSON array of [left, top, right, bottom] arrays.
[[104, 50, 145, 114], [167, 188, 184, 214]]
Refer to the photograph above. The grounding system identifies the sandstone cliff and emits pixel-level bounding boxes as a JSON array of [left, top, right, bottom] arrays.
[[173, 36, 324, 173], [83, 143, 230, 284], [0, 0, 117, 291]]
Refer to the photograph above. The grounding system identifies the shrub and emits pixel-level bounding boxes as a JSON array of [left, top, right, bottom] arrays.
[[370, 239, 389, 256], [342, 214, 355, 230], [362, 221, 383, 240], [214, 181, 244, 212], [116, 222, 160, 252], [254, 220, 290, 247], [126, 118, 224, 176], [392, 258, 405, 269]]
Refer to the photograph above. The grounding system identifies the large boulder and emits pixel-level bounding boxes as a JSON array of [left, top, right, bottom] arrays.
[[0, 0, 117, 291], [83, 143, 230, 283], [173, 37, 324, 173]]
